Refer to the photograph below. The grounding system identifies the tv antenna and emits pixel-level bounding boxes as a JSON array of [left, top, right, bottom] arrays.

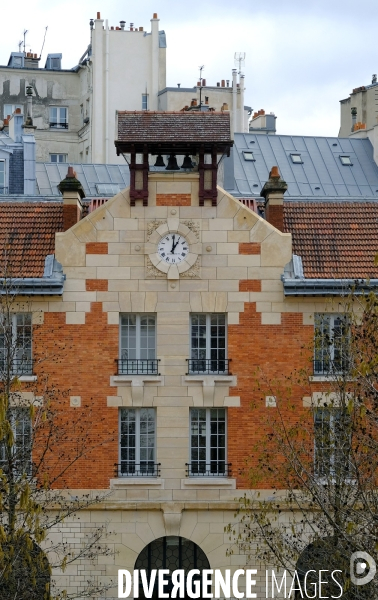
[[198, 65, 205, 108], [39, 26, 48, 60], [234, 52, 246, 74], [23, 30, 28, 53]]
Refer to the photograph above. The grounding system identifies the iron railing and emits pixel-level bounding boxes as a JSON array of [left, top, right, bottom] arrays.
[[313, 358, 351, 376], [0, 358, 34, 376], [186, 359, 230, 375], [114, 462, 161, 477], [49, 122, 68, 129], [116, 359, 160, 375], [185, 462, 232, 477]]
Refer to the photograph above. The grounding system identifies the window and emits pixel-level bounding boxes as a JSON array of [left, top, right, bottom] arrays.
[[95, 183, 121, 195], [142, 94, 148, 110], [189, 408, 228, 476], [314, 407, 351, 478], [49, 106, 68, 129], [0, 313, 32, 376], [189, 314, 227, 374], [339, 155, 352, 166], [0, 160, 6, 194], [3, 104, 23, 118], [290, 153, 303, 163], [118, 408, 157, 476], [50, 154, 67, 163], [0, 407, 32, 476], [119, 314, 157, 374], [243, 151, 255, 161], [314, 314, 349, 375]]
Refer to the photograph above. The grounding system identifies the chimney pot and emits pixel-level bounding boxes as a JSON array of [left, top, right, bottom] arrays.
[[153, 12, 158, 18], [97, 11, 101, 18], [226, 80, 229, 86], [15, 108, 21, 114], [197, 81, 201, 86], [202, 79, 206, 86], [217, 82, 220, 87], [260, 166, 287, 231], [221, 79, 225, 87], [139, 26, 143, 31]]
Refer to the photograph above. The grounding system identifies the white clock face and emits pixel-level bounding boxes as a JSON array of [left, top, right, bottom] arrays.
[[157, 233, 189, 264]]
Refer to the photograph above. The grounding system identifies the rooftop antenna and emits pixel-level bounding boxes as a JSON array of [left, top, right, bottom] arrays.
[[18, 40, 23, 52], [234, 52, 246, 74], [198, 65, 204, 108], [23, 30, 28, 53], [39, 26, 48, 61]]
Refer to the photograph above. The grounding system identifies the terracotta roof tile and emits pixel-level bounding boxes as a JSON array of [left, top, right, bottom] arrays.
[[0, 203, 63, 277], [284, 202, 378, 279], [116, 111, 232, 144]]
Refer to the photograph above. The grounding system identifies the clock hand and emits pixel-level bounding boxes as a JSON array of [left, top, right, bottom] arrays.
[[170, 234, 176, 253], [172, 236, 181, 252]]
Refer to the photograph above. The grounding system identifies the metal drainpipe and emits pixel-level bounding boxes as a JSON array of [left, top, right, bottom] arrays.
[[105, 20, 109, 163], [239, 75, 245, 132]]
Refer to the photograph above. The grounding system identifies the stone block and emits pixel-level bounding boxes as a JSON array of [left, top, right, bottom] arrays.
[[66, 312, 86, 324], [261, 312, 282, 325]]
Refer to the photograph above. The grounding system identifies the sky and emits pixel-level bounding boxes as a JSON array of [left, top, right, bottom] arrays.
[[1, 0, 377, 138]]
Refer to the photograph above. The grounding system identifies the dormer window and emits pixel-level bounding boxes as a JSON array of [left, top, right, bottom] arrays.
[[45, 54, 62, 70], [243, 151, 255, 161], [290, 153, 303, 164], [339, 155, 352, 166]]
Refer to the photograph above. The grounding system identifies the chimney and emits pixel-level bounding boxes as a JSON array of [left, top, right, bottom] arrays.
[[22, 85, 36, 132], [260, 166, 288, 231], [8, 110, 23, 143], [58, 166, 85, 231]]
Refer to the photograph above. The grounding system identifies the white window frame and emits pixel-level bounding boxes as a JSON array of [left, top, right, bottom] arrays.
[[119, 314, 157, 374], [314, 313, 350, 376], [0, 159, 6, 194], [0, 313, 32, 376], [189, 408, 227, 476], [49, 106, 68, 129], [189, 313, 227, 374], [0, 407, 32, 476], [142, 94, 148, 110], [3, 104, 23, 118], [50, 153, 67, 163], [314, 407, 351, 479], [119, 408, 156, 476]]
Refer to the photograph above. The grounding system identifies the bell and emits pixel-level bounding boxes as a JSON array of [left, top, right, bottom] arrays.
[[154, 154, 165, 167], [166, 154, 180, 170], [182, 154, 194, 169]]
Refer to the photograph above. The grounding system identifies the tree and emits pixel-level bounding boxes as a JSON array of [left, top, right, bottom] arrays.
[[226, 289, 378, 599], [0, 270, 115, 599]]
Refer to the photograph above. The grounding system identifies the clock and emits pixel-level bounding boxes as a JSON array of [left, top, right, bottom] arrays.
[[145, 219, 202, 279], [157, 233, 189, 265]]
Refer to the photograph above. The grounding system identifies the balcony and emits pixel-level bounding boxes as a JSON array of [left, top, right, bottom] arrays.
[[49, 122, 68, 129], [185, 462, 232, 477], [115, 359, 160, 376], [114, 462, 161, 477], [0, 358, 34, 377], [186, 359, 231, 375]]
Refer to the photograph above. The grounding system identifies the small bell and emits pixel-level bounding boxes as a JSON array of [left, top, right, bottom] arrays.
[[182, 155, 194, 169], [154, 154, 165, 167], [166, 154, 180, 170]]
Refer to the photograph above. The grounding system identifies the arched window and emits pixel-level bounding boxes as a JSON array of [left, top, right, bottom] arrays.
[[135, 536, 210, 600]]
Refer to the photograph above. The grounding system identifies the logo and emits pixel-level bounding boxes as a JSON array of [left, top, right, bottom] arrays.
[[350, 551, 376, 586]]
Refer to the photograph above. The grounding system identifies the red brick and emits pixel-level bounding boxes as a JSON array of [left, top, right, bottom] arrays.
[[239, 243, 261, 255], [86, 242, 108, 254]]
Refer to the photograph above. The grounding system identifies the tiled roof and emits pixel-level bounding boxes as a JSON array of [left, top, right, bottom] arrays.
[[116, 111, 232, 143], [284, 201, 378, 279], [226, 133, 378, 198], [0, 203, 63, 277]]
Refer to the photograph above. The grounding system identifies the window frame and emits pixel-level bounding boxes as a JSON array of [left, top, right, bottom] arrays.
[[0, 313, 32, 376], [243, 151, 255, 161], [314, 313, 350, 376], [189, 313, 227, 374], [290, 153, 303, 164], [118, 407, 157, 476], [119, 313, 157, 375], [0, 407, 32, 476], [142, 94, 148, 110], [50, 154, 67, 163], [189, 408, 228, 476], [314, 407, 352, 479], [0, 159, 6, 194], [339, 155, 353, 166], [49, 106, 68, 129]]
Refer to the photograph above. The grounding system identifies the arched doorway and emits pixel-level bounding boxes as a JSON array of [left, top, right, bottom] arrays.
[[135, 536, 210, 600]]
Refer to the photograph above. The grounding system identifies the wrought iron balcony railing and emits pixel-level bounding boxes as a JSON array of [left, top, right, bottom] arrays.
[[116, 359, 160, 375], [186, 359, 230, 375], [185, 462, 232, 477], [49, 122, 68, 129], [313, 358, 351, 376], [114, 462, 161, 477], [0, 358, 34, 377]]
